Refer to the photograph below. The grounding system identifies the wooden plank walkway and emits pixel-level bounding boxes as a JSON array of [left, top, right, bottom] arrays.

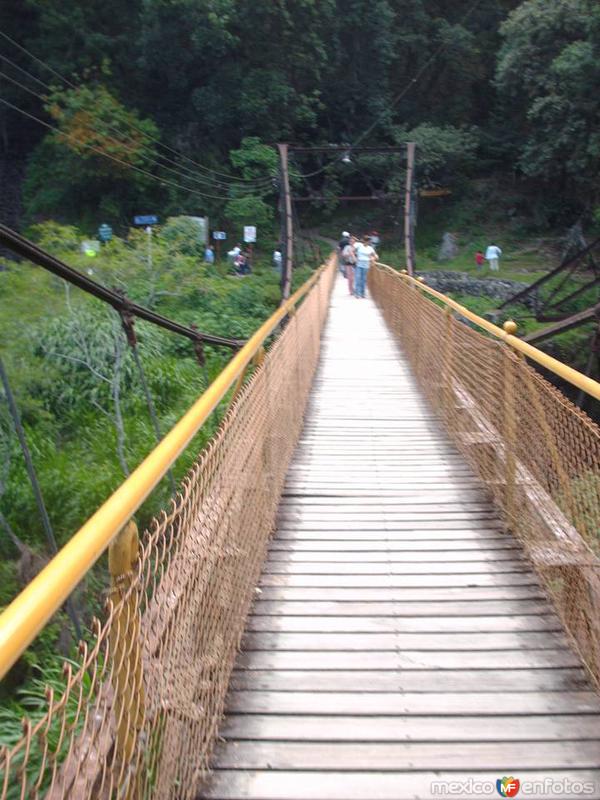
[[202, 275, 600, 800]]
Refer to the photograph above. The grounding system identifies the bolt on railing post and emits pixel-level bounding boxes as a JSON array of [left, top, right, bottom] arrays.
[[108, 520, 145, 796]]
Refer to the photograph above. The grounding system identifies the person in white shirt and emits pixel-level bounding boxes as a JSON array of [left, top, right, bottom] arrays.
[[227, 244, 242, 268], [485, 243, 502, 271], [353, 235, 378, 298]]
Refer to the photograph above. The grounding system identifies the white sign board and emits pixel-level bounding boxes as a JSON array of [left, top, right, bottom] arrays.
[[186, 216, 209, 245], [243, 226, 257, 243], [213, 231, 227, 240]]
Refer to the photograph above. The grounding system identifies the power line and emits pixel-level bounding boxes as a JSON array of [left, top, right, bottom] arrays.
[[0, 68, 44, 101], [0, 53, 51, 91], [0, 65, 272, 197], [0, 29, 275, 188], [0, 50, 273, 195], [0, 95, 241, 202]]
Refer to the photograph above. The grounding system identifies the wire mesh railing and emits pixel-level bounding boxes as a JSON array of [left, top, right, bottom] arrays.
[[0, 257, 335, 800], [370, 263, 600, 689]]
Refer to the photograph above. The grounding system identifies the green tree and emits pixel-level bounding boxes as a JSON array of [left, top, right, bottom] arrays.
[[496, 0, 600, 216], [23, 85, 161, 225]]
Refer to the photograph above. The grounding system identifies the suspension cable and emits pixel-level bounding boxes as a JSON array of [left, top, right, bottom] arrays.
[[0, 224, 244, 350]]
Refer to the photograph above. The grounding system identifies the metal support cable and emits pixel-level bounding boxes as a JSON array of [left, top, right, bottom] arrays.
[[119, 311, 177, 495], [0, 355, 83, 641], [0, 224, 244, 350]]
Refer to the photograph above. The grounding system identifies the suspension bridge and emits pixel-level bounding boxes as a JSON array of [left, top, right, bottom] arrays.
[[1, 250, 600, 800]]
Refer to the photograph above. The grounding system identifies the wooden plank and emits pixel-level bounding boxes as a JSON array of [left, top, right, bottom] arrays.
[[260, 560, 528, 575], [265, 550, 521, 563], [269, 540, 519, 551], [225, 690, 600, 715], [255, 586, 546, 602], [281, 490, 489, 502], [229, 667, 589, 693], [273, 538, 512, 549], [202, 770, 600, 799], [280, 495, 490, 506], [250, 599, 553, 616], [213, 740, 600, 770], [277, 509, 497, 518], [276, 519, 503, 531], [235, 649, 581, 671], [274, 527, 507, 539], [277, 505, 496, 517], [258, 573, 539, 587], [240, 631, 568, 651], [245, 614, 561, 634], [219, 712, 600, 742]]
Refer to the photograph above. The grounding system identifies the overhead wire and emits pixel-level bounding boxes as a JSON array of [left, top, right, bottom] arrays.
[[0, 51, 274, 195], [0, 96, 242, 202], [0, 29, 275, 188], [0, 65, 272, 196]]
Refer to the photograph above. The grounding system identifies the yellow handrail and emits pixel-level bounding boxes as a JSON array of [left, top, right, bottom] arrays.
[[377, 262, 600, 402], [0, 261, 330, 679]]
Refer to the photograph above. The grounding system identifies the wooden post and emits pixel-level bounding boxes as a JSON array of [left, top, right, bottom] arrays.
[[108, 520, 144, 796], [404, 142, 416, 276], [277, 144, 293, 302]]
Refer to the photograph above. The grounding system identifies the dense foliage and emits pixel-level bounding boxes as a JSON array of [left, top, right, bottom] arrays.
[[1, 0, 598, 228], [0, 221, 310, 700]]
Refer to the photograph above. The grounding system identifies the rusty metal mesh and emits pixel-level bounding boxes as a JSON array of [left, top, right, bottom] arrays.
[[0, 260, 335, 800], [370, 264, 600, 687]]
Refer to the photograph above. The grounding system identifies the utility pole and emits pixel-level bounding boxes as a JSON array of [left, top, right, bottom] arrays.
[[277, 144, 293, 302], [404, 142, 416, 276]]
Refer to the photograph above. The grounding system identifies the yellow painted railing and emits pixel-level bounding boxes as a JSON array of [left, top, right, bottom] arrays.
[[378, 263, 600, 401], [0, 261, 328, 681]]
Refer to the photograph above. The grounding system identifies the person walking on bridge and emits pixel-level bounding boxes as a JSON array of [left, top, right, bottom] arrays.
[[354, 235, 378, 298], [341, 236, 357, 295], [338, 231, 351, 275]]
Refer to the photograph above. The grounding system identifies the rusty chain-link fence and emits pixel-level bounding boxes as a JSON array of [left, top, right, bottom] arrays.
[[370, 263, 600, 688], [0, 260, 335, 800]]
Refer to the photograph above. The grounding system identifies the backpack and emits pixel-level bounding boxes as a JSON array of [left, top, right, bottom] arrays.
[[342, 244, 356, 265]]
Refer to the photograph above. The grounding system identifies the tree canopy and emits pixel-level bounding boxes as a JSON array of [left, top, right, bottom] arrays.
[[0, 0, 598, 226]]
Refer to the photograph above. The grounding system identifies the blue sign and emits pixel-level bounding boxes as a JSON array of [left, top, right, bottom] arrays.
[[213, 231, 227, 240], [133, 215, 159, 226], [98, 223, 113, 242]]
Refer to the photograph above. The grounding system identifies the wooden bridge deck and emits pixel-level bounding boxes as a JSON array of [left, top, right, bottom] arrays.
[[202, 275, 600, 800]]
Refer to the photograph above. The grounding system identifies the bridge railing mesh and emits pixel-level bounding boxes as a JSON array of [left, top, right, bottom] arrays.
[[370, 265, 600, 688], [0, 261, 335, 800]]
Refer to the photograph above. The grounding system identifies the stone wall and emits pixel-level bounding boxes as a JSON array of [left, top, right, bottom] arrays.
[[419, 270, 538, 310]]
